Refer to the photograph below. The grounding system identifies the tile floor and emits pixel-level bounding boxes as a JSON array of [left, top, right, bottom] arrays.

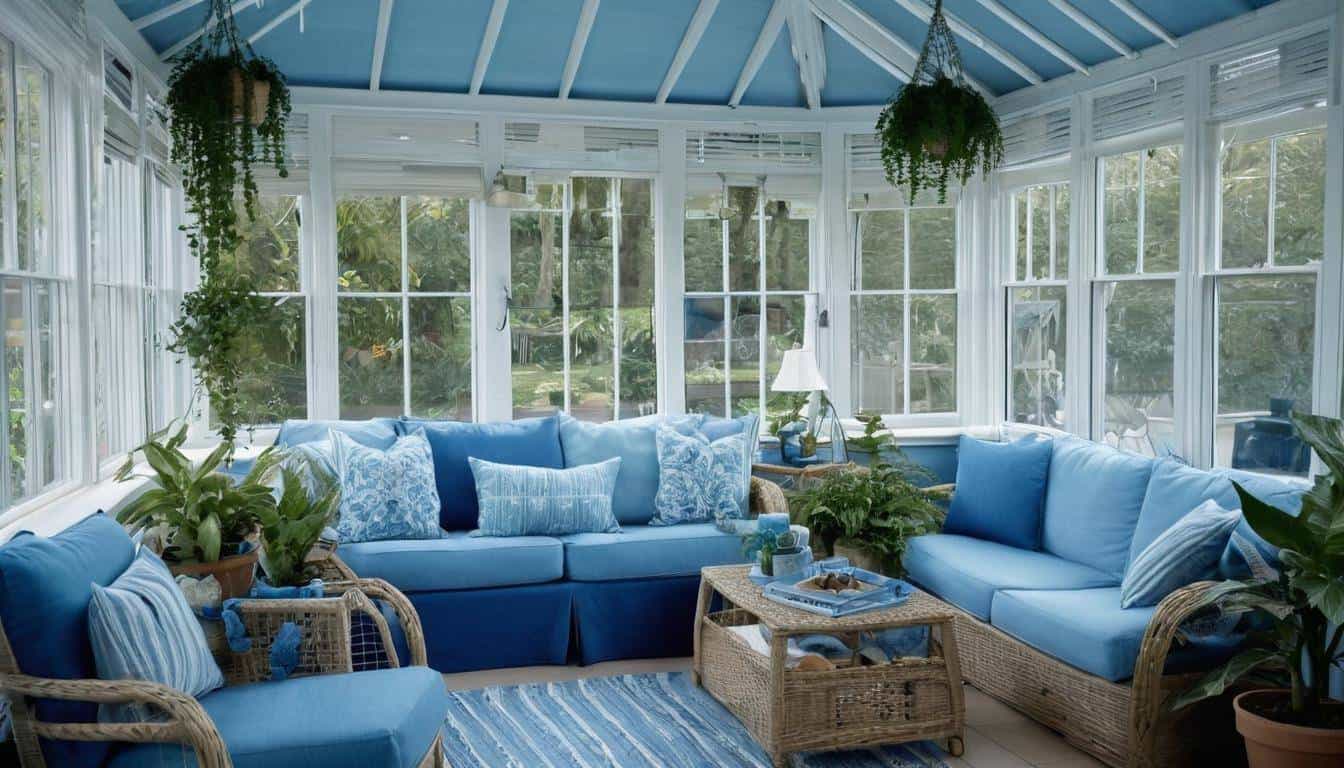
[[443, 658, 1105, 768]]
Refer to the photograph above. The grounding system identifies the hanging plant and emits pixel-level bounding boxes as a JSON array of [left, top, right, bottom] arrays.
[[875, 0, 1003, 204], [164, 0, 291, 446]]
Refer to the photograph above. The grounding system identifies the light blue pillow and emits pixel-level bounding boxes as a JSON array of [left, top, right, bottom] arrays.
[[469, 456, 622, 537], [88, 548, 225, 722], [1120, 499, 1242, 609], [945, 435, 1052, 550], [1042, 436, 1154, 579], [651, 425, 750, 527], [330, 429, 442, 543]]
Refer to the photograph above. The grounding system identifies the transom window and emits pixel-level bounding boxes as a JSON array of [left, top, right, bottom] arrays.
[[1006, 181, 1069, 429]]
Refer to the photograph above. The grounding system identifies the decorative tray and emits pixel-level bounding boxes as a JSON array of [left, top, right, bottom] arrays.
[[761, 559, 913, 617]]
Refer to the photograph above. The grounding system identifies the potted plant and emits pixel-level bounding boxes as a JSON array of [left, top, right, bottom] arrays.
[[846, 411, 896, 457], [257, 465, 341, 588], [115, 423, 284, 598], [1172, 412, 1344, 767]]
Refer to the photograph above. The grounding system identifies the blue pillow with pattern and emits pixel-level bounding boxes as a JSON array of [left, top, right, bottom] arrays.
[[330, 429, 443, 543], [651, 425, 749, 527], [468, 456, 622, 537]]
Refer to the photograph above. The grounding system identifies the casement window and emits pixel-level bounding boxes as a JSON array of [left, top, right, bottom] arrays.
[[1005, 181, 1070, 429]]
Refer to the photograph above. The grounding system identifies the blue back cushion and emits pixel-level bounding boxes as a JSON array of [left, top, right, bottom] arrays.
[[0, 513, 135, 766], [1128, 459, 1239, 573], [1213, 468, 1308, 579], [402, 416, 565, 531], [945, 435, 1052, 550], [558, 415, 666, 525], [1042, 437, 1154, 579], [275, 418, 399, 450]]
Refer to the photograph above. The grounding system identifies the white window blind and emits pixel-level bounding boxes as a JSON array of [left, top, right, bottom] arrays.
[[1092, 75, 1185, 141], [1001, 106, 1071, 165], [332, 158, 484, 198], [102, 51, 138, 161], [847, 133, 952, 208], [1209, 29, 1331, 121], [333, 114, 479, 162], [503, 121, 660, 172], [685, 129, 821, 173]]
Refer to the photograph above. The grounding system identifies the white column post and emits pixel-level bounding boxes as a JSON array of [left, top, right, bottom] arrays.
[[305, 108, 339, 419], [1176, 57, 1207, 465], [657, 125, 687, 414], [476, 113, 514, 422], [1314, 6, 1343, 421], [967, 173, 1001, 428], [819, 125, 850, 418], [1069, 92, 1095, 439]]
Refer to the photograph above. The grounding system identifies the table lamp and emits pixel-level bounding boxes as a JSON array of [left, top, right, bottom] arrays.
[[771, 346, 846, 467]]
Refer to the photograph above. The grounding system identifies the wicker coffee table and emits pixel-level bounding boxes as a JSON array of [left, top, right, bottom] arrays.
[[692, 565, 965, 767]]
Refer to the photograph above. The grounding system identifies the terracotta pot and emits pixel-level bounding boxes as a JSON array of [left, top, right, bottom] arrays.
[[833, 540, 882, 574], [169, 549, 258, 600], [1234, 690, 1344, 768], [227, 69, 270, 125]]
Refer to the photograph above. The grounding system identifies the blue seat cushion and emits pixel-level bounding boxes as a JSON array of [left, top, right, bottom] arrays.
[[108, 666, 447, 768], [0, 513, 135, 767], [1128, 459, 1239, 572], [991, 587, 1241, 682], [1042, 437, 1153, 579], [275, 418, 399, 450], [944, 435, 1052, 550], [561, 523, 749, 581], [401, 415, 565, 531], [336, 532, 563, 592], [902, 534, 1117, 621]]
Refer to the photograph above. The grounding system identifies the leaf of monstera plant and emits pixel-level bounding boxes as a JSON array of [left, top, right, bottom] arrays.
[[1235, 481, 1314, 555], [1297, 574, 1344, 626], [1168, 648, 1286, 711]]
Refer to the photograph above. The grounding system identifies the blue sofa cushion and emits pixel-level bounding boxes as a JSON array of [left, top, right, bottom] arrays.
[[1128, 459, 1239, 571], [330, 431, 443, 543], [108, 666, 447, 768], [561, 523, 749, 581], [991, 587, 1241, 682], [900, 534, 1117, 621], [1213, 468, 1308, 580], [1042, 437, 1153, 578], [275, 418, 399, 450], [1121, 499, 1241, 608], [557, 415, 666, 525], [335, 531, 563, 592], [402, 415, 565, 531], [470, 456, 621, 536], [0, 513, 135, 767], [944, 435, 1052, 549], [651, 426, 749, 527]]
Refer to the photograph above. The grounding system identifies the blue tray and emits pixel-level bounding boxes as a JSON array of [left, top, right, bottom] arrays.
[[761, 564, 913, 617]]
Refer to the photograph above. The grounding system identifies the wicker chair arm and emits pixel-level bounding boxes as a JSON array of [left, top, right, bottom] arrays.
[[225, 590, 395, 685], [0, 672, 231, 768], [321, 578, 428, 667], [750, 476, 788, 516]]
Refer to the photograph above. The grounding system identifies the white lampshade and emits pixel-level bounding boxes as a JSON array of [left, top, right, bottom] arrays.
[[771, 346, 828, 393]]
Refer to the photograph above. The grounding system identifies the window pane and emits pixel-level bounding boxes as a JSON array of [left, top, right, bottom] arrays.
[[619, 306, 656, 418], [765, 294, 806, 389], [336, 196, 402, 292], [1103, 152, 1139, 275], [618, 182, 655, 308], [1013, 192, 1027, 282], [684, 297, 726, 417], [1143, 145, 1181, 273], [858, 210, 903, 291], [617, 180, 656, 418], [409, 297, 471, 420], [909, 208, 956, 289], [1215, 275, 1315, 475], [1220, 137, 1270, 269], [729, 296, 760, 416], [684, 217, 722, 292], [1054, 185, 1070, 279], [765, 201, 809, 291], [338, 297, 402, 418], [910, 295, 956, 413], [228, 195, 301, 291], [234, 298, 307, 425], [569, 193, 613, 311], [570, 308, 614, 422], [1273, 129, 1326, 266], [1102, 280, 1176, 457], [1029, 187, 1050, 280], [407, 196, 470, 292], [1009, 286, 1066, 428], [850, 295, 903, 415], [511, 211, 562, 311], [511, 307, 564, 418], [727, 186, 759, 292], [4, 279, 57, 499], [15, 53, 49, 273]]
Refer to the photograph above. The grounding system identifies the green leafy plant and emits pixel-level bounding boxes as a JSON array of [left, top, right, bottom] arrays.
[[1171, 413, 1344, 729], [847, 412, 895, 455], [257, 464, 341, 588]]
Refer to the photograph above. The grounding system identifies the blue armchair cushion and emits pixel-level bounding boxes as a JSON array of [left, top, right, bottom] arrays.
[[944, 435, 1052, 549], [1128, 459, 1238, 569], [902, 534, 1117, 620], [330, 430, 442, 543], [650, 425, 750, 527], [88, 548, 225, 722], [1041, 437, 1153, 578], [336, 532, 564, 592], [275, 418, 399, 450], [469, 456, 622, 536], [107, 666, 448, 768], [561, 523, 750, 581], [0, 513, 136, 767], [401, 415, 565, 531], [1121, 499, 1241, 608]]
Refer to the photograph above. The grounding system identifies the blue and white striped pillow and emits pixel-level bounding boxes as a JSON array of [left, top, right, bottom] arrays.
[[469, 456, 622, 537], [88, 548, 225, 722], [1120, 499, 1242, 609]]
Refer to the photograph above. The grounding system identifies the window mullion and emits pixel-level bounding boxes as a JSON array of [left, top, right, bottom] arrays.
[[400, 196, 411, 417], [611, 179, 621, 421], [903, 208, 912, 416], [1025, 186, 1034, 281], [1137, 151, 1147, 274], [1267, 136, 1278, 268], [757, 190, 767, 422], [562, 182, 572, 413]]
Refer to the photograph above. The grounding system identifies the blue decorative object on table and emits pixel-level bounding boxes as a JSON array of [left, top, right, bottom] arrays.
[[763, 564, 913, 617]]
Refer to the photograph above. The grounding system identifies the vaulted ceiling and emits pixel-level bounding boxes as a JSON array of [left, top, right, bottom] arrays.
[[112, 0, 1282, 108]]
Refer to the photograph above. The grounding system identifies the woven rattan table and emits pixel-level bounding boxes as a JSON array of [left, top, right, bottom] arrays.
[[692, 565, 965, 767]]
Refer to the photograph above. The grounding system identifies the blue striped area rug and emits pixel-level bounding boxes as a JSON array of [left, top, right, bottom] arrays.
[[442, 671, 950, 767]]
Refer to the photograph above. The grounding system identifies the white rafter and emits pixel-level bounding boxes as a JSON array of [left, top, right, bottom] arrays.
[[1047, 0, 1136, 59], [370, 0, 394, 92], [730, 0, 787, 107], [785, 0, 826, 109], [248, 0, 312, 45], [559, 0, 600, 100], [888, 0, 1042, 85], [656, 0, 719, 104], [971, 0, 1089, 76], [160, 0, 258, 60], [471, 0, 509, 95], [1105, 0, 1178, 48], [133, 0, 207, 30]]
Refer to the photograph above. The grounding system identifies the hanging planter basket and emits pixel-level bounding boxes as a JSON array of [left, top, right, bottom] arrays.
[[875, 0, 1003, 204]]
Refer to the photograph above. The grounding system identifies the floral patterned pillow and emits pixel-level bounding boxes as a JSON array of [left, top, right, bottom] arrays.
[[651, 426, 748, 527], [329, 429, 443, 543]]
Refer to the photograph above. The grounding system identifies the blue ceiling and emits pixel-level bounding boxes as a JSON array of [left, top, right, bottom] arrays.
[[115, 0, 1282, 107]]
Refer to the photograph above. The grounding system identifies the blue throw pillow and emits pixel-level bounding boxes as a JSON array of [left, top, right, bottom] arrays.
[[402, 415, 565, 531], [1120, 499, 1242, 608], [1041, 437, 1154, 579], [330, 430, 443, 543], [651, 425, 750, 527], [469, 456, 622, 536], [943, 435, 1052, 550], [88, 548, 225, 722]]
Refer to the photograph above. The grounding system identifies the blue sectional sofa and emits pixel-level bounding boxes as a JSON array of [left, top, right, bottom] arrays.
[[276, 413, 782, 672], [903, 433, 1306, 768]]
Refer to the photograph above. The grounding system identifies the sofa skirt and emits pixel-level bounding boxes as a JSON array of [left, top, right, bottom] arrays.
[[570, 575, 703, 665], [408, 582, 573, 672]]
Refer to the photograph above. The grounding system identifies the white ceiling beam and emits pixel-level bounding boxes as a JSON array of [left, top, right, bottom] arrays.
[[133, 0, 207, 30], [971, 0, 1089, 76], [559, 0, 600, 100], [785, 0, 826, 109], [247, 0, 312, 46], [1046, 0, 1136, 59], [471, 0, 509, 96], [888, 0, 1042, 85], [656, 0, 719, 104], [370, 0, 394, 92], [1105, 0, 1178, 48], [159, 0, 258, 60], [730, 0, 787, 107]]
